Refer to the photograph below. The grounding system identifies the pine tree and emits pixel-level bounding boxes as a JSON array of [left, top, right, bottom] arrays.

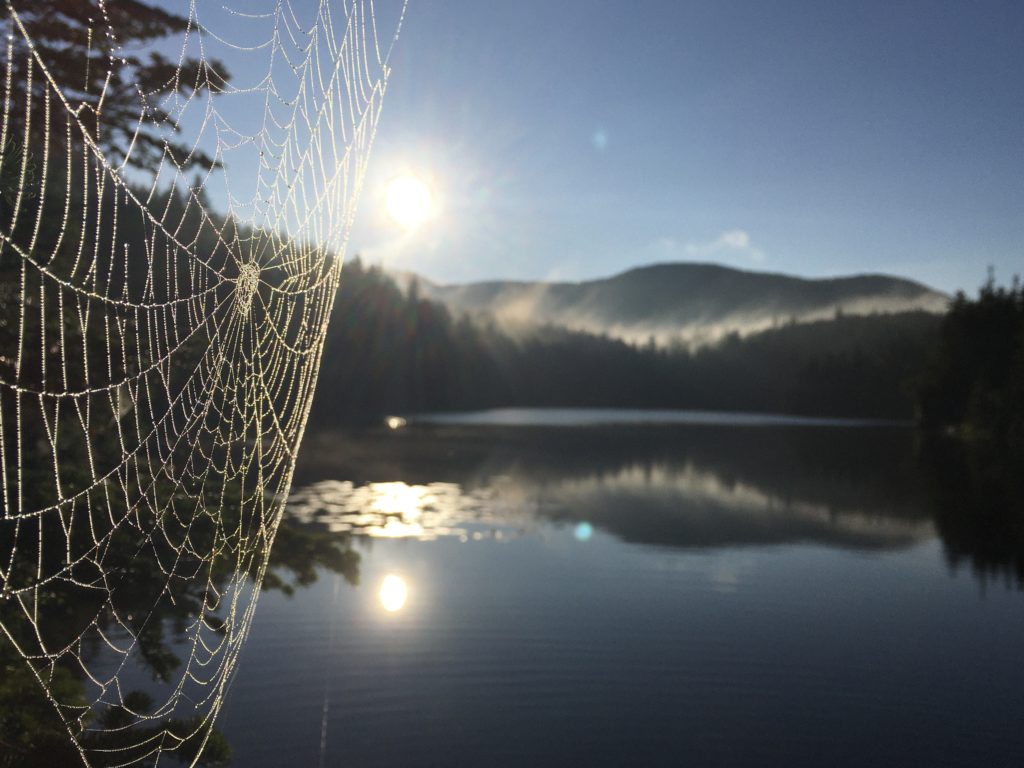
[[4, 0, 228, 173]]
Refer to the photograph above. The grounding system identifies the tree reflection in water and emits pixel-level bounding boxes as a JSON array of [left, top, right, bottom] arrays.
[[0, 515, 360, 767], [923, 438, 1024, 588], [291, 425, 1024, 582]]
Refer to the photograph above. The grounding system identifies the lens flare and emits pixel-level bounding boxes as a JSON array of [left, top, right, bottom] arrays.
[[574, 522, 594, 541]]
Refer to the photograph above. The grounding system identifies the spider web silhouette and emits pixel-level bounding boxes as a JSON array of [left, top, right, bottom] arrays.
[[0, 1, 406, 764]]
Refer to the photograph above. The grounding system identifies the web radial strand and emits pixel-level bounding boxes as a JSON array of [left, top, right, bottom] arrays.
[[0, 1, 404, 765]]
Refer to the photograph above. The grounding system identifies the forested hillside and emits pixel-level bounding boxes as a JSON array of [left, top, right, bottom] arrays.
[[309, 258, 943, 425], [412, 262, 948, 346]]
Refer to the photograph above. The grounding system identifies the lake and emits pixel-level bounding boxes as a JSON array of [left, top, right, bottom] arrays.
[[216, 410, 1024, 767]]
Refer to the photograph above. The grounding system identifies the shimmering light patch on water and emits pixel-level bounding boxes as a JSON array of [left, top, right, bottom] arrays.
[[287, 480, 533, 541], [378, 574, 408, 613]]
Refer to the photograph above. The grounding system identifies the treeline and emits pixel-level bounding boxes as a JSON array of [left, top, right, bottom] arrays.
[[918, 276, 1024, 445], [309, 258, 943, 425]]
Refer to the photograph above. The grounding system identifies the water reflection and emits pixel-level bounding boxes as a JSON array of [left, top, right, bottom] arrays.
[[922, 438, 1024, 587], [287, 479, 531, 541], [289, 424, 1024, 585], [5, 421, 1022, 765], [286, 442, 932, 552], [227, 423, 1024, 768], [379, 574, 409, 613]]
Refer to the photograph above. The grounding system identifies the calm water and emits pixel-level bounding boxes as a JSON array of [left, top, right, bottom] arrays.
[[414, 406, 904, 427], [216, 412, 1024, 767]]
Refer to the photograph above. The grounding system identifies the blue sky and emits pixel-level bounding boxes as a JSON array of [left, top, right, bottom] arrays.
[[345, 0, 1022, 293], [192, 0, 1023, 293]]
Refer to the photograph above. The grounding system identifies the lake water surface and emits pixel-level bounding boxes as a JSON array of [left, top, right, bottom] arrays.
[[218, 411, 1024, 767]]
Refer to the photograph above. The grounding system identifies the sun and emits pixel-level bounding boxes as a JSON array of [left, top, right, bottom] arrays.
[[385, 175, 433, 230]]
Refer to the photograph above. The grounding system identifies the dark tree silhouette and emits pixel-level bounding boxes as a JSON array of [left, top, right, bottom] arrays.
[[4, 0, 227, 173], [917, 273, 1024, 445]]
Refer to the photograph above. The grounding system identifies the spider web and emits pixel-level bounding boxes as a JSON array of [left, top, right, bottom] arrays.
[[0, 0, 406, 764]]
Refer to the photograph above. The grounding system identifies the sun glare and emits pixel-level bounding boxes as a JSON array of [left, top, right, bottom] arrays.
[[378, 574, 409, 613], [385, 175, 433, 230]]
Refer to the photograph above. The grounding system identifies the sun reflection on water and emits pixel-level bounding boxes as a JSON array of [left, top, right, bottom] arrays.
[[287, 480, 532, 541], [378, 574, 408, 613]]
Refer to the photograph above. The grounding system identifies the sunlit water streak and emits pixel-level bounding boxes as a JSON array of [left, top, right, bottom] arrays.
[[287, 479, 537, 541]]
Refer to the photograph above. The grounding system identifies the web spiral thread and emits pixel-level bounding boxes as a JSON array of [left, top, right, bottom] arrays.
[[0, 1, 404, 764]]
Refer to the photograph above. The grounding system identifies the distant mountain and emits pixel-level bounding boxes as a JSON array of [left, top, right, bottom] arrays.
[[312, 259, 943, 424], [407, 262, 949, 346]]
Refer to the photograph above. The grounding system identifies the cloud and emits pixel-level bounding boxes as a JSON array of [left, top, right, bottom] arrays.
[[644, 230, 767, 265], [686, 229, 766, 263]]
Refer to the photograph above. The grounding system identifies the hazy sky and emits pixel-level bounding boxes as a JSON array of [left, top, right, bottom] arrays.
[[346, 0, 1022, 293]]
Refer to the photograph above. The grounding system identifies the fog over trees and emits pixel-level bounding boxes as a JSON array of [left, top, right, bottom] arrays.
[[309, 258, 949, 425]]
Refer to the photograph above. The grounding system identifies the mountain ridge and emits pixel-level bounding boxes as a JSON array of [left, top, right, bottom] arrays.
[[397, 261, 949, 347]]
